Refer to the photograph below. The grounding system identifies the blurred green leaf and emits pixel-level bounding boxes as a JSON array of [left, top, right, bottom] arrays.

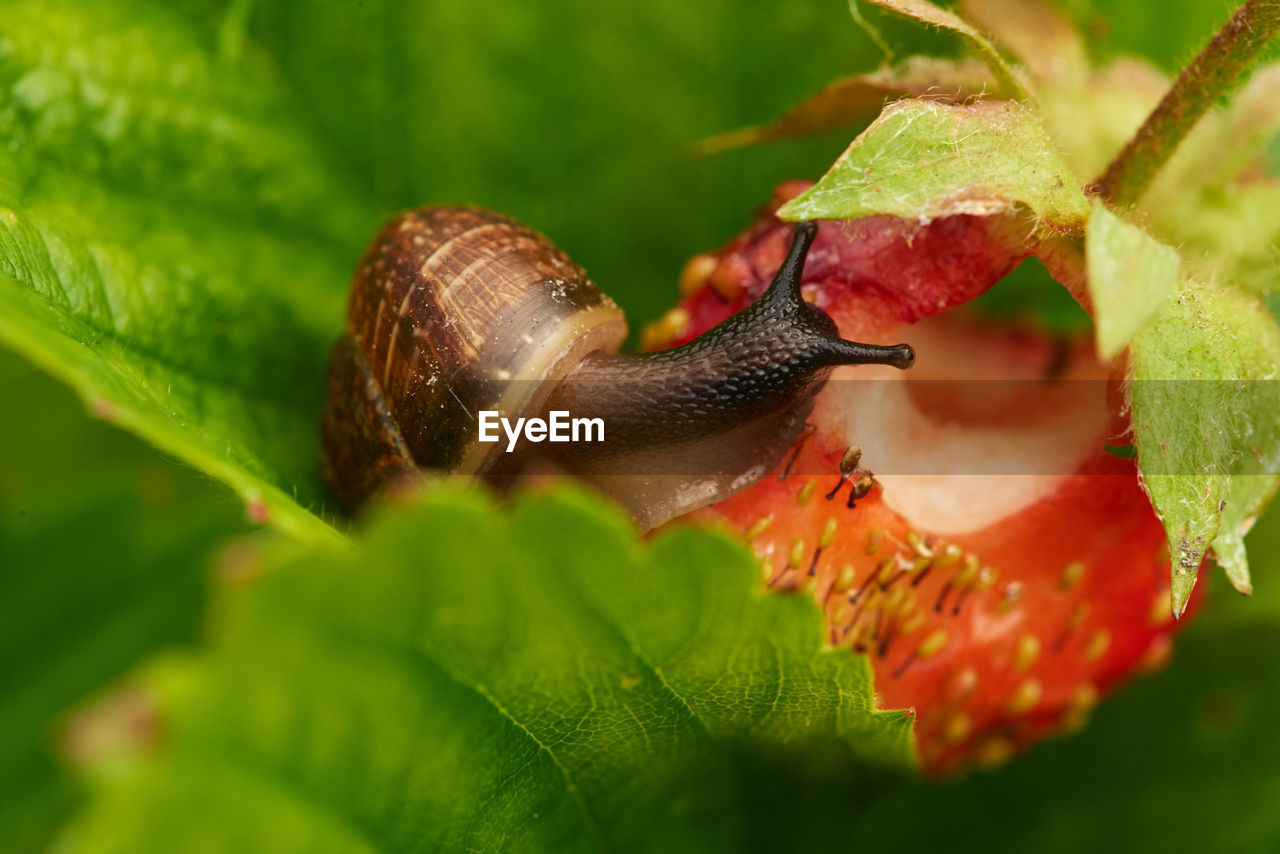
[[1196, 64, 1280, 188], [1084, 201, 1179, 359], [0, 0, 376, 544], [1143, 64, 1280, 296], [1035, 57, 1170, 179], [1060, 0, 1280, 75], [1150, 181, 1280, 296], [958, 0, 1089, 86], [1129, 282, 1280, 614], [0, 349, 247, 853], [246, 0, 881, 328], [778, 99, 1089, 228], [58, 487, 914, 852], [966, 255, 1094, 334]]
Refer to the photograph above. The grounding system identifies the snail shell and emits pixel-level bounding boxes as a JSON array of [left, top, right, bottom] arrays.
[[322, 207, 624, 509]]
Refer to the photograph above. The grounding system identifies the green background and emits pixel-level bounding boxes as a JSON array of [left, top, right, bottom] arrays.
[[4, 1, 1280, 851]]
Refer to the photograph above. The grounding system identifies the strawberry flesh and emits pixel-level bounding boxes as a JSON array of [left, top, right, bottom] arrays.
[[660, 183, 1194, 775]]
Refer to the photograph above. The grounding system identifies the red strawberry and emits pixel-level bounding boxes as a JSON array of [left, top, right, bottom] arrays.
[[653, 183, 1195, 776]]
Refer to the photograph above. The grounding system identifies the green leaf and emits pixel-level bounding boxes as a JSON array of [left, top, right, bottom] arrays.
[[1129, 282, 1280, 615], [58, 487, 915, 852], [0, 349, 247, 853], [0, 0, 378, 545], [1084, 202, 1179, 359], [777, 99, 1090, 229], [850, 0, 1030, 101]]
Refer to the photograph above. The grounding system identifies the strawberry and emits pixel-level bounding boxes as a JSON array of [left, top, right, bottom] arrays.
[[652, 183, 1196, 776]]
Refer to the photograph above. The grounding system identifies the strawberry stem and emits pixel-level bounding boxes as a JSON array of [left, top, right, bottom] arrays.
[[1092, 0, 1280, 207]]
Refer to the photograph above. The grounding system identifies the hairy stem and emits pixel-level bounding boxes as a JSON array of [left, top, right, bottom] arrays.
[[1092, 0, 1280, 207]]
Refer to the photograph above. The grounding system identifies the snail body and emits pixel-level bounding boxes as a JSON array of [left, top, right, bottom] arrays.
[[321, 206, 914, 530]]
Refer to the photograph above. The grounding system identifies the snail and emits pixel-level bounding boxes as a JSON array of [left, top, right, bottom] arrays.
[[320, 206, 914, 530]]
